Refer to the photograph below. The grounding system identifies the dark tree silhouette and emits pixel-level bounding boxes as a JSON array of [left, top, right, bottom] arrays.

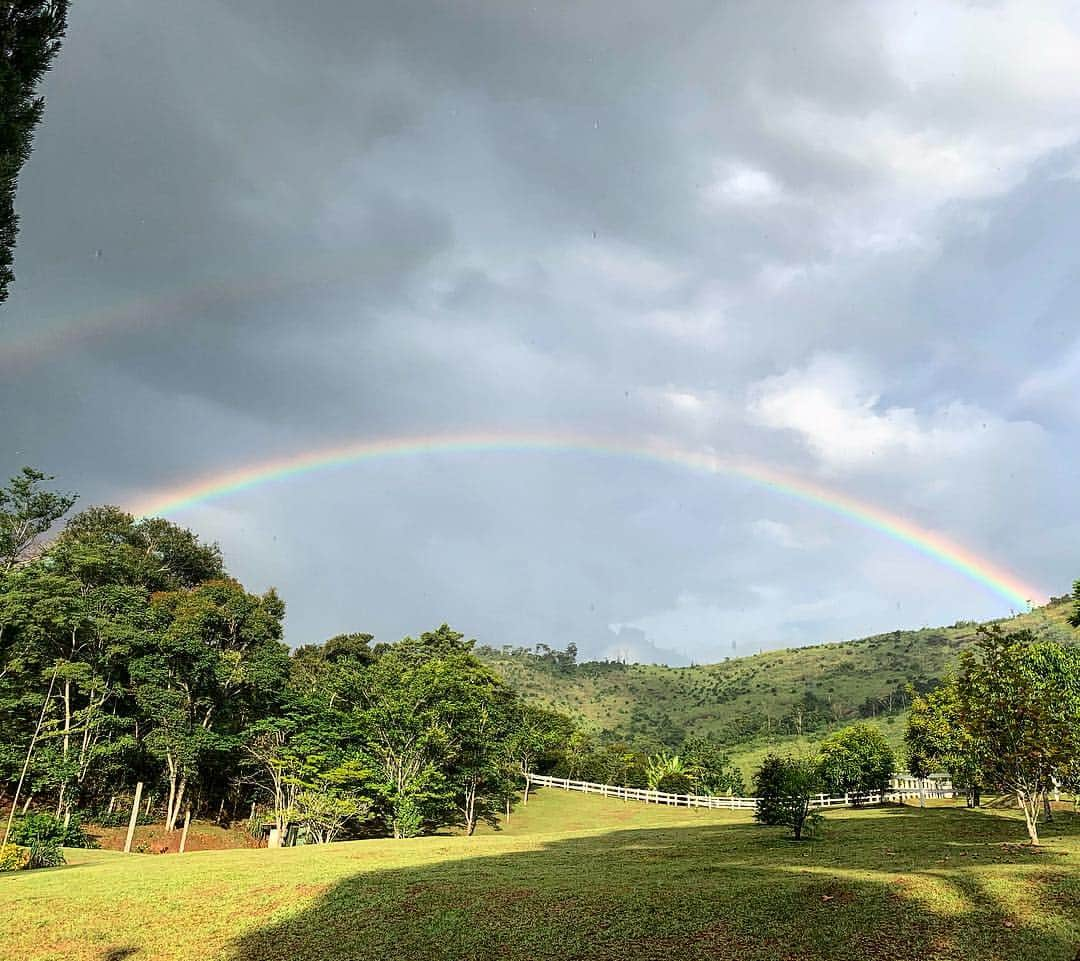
[[0, 1, 69, 303]]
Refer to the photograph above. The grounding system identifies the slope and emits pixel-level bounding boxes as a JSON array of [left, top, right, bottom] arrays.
[[477, 596, 1078, 754]]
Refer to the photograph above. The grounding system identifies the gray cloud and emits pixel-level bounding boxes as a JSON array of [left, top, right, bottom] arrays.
[[2, 0, 1079, 662]]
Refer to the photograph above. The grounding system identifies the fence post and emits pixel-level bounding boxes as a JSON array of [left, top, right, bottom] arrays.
[[124, 782, 144, 854]]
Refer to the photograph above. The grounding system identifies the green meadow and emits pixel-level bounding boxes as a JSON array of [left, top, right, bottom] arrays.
[[4, 790, 1078, 961]]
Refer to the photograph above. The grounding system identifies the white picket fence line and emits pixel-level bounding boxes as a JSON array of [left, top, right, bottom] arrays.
[[525, 773, 953, 810]]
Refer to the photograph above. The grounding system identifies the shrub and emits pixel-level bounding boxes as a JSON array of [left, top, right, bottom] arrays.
[[818, 723, 896, 802], [656, 772, 694, 794], [390, 796, 423, 839], [753, 754, 822, 840], [0, 843, 30, 871], [9, 812, 97, 849], [27, 839, 65, 869]]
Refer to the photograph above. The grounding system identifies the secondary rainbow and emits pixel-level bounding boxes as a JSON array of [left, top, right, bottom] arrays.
[[128, 431, 1044, 610]]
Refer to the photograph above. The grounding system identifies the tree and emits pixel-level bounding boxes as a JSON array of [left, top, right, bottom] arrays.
[[906, 679, 982, 806], [350, 639, 468, 838], [818, 723, 895, 803], [503, 705, 572, 805], [0, 1, 70, 303], [955, 626, 1080, 845], [0, 467, 75, 571], [753, 754, 821, 840], [683, 736, 746, 796], [449, 687, 516, 835], [135, 579, 288, 830]]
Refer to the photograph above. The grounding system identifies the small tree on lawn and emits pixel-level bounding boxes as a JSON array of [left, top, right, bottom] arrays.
[[955, 626, 1080, 845], [753, 754, 821, 840], [818, 723, 895, 804], [503, 705, 572, 805]]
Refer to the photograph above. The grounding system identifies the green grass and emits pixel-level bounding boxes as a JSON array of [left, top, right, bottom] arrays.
[[479, 598, 1079, 756], [4, 790, 1078, 960]]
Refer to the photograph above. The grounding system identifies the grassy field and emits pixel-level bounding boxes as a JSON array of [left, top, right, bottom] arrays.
[[479, 598, 1079, 755], [4, 790, 1078, 961]]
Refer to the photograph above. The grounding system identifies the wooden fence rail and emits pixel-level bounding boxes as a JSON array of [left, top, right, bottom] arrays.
[[525, 773, 953, 810]]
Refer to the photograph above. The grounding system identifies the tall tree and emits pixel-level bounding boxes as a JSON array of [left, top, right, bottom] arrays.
[[0, 467, 75, 571], [135, 579, 288, 830], [0, 1, 70, 303], [956, 626, 1080, 844]]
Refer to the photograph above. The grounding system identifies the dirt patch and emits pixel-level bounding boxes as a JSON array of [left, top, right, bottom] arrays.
[[87, 821, 261, 853], [803, 878, 857, 905]]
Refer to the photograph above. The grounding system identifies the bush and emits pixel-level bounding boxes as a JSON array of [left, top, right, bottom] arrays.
[[656, 772, 694, 794], [9, 812, 97, 849], [27, 839, 65, 869], [753, 754, 822, 840], [0, 843, 30, 871], [818, 723, 896, 801]]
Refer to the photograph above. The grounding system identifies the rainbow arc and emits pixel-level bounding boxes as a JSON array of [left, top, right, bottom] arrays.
[[128, 431, 1043, 610]]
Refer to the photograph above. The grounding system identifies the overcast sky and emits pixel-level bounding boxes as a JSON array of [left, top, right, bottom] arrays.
[[2, 0, 1078, 663]]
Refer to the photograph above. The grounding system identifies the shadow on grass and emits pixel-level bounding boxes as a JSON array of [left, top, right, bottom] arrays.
[[218, 805, 1080, 961]]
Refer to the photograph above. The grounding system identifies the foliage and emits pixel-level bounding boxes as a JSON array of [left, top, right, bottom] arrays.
[[0, 467, 76, 570], [0, 1, 70, 303], [8, 812, 96, 849], [752, 754, 822, 840], [817, 723, 895, 801], [953, 625, 1080, 844], [25, 838, 64, 868], [0, 842, 30, 870], [656, 771, 694, 794], [5, 817, 66, 869], [905, 678, 982, 803], [644, 751, 690, 790], [682, 736, 746, 796]]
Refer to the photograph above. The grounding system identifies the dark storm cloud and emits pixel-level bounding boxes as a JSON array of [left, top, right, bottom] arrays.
[[3, 0, 1079, 660]]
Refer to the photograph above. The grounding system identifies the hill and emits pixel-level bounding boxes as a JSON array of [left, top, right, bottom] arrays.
[[477, 597, 1079, 764], [4, 790, 1078, 961]]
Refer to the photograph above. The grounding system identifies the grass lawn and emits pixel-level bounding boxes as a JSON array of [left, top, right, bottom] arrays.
[[3, 791, 1078, 961]]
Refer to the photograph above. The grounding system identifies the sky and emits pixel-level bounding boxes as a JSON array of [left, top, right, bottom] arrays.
[[2, 0, 1078, 664]]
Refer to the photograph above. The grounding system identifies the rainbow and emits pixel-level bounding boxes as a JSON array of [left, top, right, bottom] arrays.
[[127, 431, 1045, 610], [0, 247, 374, 372]]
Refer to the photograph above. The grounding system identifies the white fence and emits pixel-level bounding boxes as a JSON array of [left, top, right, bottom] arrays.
[[525, 773, 953, 810]]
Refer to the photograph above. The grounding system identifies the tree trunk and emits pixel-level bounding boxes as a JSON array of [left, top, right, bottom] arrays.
[[167, 777, 187, 831], [165, 758, 178, 829], [463, 780, 477, 836], [1018, 791, 1040, 845]]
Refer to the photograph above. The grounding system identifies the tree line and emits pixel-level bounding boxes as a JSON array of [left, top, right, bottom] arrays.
[[0, 469, 743, 846], [0, 469, 579, 842], [2, 468, 1078, 851]]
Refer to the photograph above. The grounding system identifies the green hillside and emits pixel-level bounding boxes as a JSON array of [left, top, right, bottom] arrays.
[[478, 597, 1078, 766]]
